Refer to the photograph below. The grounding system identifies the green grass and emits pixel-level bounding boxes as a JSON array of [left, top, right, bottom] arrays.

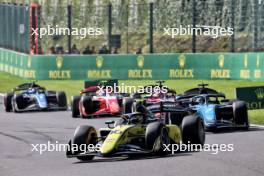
[[0, 72, 84, 99], [0, 72, 263, 125]]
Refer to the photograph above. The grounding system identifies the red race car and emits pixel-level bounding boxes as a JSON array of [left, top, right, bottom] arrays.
[[132, 81, 177, 105], [131, 81, 177, 118], [71, 80, 133, 118]]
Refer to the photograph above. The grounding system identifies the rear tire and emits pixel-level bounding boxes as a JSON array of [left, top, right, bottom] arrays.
[[181, 115, 205, 146], [71, 96, 80, 118], [4, 93, 13, 112], [233, 101, 249, 130], [71, 125, 97, 161], [56, 91, 67, 110]]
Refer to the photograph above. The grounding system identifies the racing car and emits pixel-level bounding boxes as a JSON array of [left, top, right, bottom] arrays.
[[130, 81, 178, 118], [3, 82, 67, 112], [66, 104, 205, 161], [71, 80, 133, 118], [177, 84, 249, 130], [131, 81, 177, 106], [186, 94, 249, 130]]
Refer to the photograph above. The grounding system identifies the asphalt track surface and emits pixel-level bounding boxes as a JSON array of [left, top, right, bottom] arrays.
[[0, 97, 264, 176]]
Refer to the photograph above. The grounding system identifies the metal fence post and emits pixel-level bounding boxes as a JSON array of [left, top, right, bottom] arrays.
[[149, 2, 154, 53], [0, 4, 2, 47], [24, 4, 28, 53], [252, 0, 259, 51], [67, 4, 72, 54], [192, 0, 196, 53], [126, 3, 129, 54], [36, 4, 41, 54], [11, 4, 14, 50], [108, 3, 112, 53], [230, 0, 235, 52], [6, 3, 10, 49]]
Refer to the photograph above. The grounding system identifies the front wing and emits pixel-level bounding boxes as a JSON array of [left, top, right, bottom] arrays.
[[66, 144, 152, 158]]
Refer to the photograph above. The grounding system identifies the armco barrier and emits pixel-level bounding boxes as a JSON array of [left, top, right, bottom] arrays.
[[0, 48, 263, 80]]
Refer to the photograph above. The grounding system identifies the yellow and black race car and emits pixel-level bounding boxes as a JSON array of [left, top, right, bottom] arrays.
[[66, 104, 205, 161]]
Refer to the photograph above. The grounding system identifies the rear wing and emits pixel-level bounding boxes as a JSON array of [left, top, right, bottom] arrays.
[[147, 101, 190, 113], [84, 79, 118, 89]]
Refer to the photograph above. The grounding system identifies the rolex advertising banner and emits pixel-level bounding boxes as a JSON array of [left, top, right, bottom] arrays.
[[0, 48, 264, 80], [236, 86, 264, 110], [0, 48, 34, 78]]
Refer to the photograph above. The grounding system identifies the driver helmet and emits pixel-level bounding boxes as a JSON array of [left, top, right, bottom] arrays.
[[28, 88, 36, 93], [152, 91, 161, 98]]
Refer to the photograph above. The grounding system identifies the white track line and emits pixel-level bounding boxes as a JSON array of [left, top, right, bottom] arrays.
[[250, 124, 264, 128]]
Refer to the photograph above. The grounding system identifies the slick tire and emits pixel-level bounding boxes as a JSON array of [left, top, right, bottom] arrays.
[[56, 91, 67, 110], [181, 115, 205, 146], [71, 96, 81, 118], [4, 93, 13, 112], [233, 101, 249, 130], [72, 125, 97, 161], [81, 96, 93, 115], [13, 94, 25, 112], [145, 122, 170, 155]]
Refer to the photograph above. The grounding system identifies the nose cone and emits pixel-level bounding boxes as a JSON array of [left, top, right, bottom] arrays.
[[100, 138, 117, 155], [204, 105, 216, 124], [37, 94, 48, 108], [100, 125, 132, 155]]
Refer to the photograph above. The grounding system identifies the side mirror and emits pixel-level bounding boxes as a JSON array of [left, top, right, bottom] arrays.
[[105, 120, 115, 128]]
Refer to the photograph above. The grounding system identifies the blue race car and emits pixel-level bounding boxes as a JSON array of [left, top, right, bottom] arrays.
[[177, 84, 249, 131], [188, 94, 249, 130], [4, 82, 67, 112]]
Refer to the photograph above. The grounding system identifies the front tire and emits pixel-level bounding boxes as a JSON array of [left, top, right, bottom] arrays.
[[145, 122, 170, 154], [13, 94, 25, 112], [233, 101, 249, 130], [71, 96, 80, 118], [181, 115, 205, 146], [4, 93, 13, 112], [81, 96, 93, 117], [71, 125, 97, 161]]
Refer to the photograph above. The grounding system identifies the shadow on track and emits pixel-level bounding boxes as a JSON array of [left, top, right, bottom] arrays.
[[72, 153, 192, 164]]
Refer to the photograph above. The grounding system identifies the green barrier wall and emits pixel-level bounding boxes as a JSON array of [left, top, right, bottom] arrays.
[[0, 48, 31, 78], [0, 48, 263, 80]]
